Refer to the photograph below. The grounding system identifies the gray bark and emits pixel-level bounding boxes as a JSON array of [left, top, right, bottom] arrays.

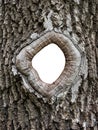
[[0, 0, 98, 130]]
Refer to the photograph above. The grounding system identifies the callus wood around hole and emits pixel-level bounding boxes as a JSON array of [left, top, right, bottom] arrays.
[[16, 31, 81, 97]]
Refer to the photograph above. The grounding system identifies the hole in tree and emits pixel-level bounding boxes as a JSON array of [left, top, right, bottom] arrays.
[[32, 44, 66, 84]]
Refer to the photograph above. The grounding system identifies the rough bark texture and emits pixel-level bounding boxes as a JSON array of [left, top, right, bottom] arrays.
[[0, 0, 98, 130]]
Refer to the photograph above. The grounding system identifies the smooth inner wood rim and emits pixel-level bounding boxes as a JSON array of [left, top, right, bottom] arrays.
[[16, 31, 81, 97]]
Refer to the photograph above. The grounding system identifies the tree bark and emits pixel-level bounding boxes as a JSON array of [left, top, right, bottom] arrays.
[[0, 0, 98, 130]]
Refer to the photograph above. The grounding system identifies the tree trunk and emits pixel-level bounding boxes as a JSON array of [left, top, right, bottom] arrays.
[[0, 0, 98, 130]]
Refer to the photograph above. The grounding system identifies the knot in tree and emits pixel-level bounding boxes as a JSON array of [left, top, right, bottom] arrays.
[[0, 1, 98, 129], [16, 31, 81, 97]]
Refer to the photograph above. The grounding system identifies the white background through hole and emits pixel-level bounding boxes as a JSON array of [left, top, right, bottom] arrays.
[[32, 44, 65, 84]]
